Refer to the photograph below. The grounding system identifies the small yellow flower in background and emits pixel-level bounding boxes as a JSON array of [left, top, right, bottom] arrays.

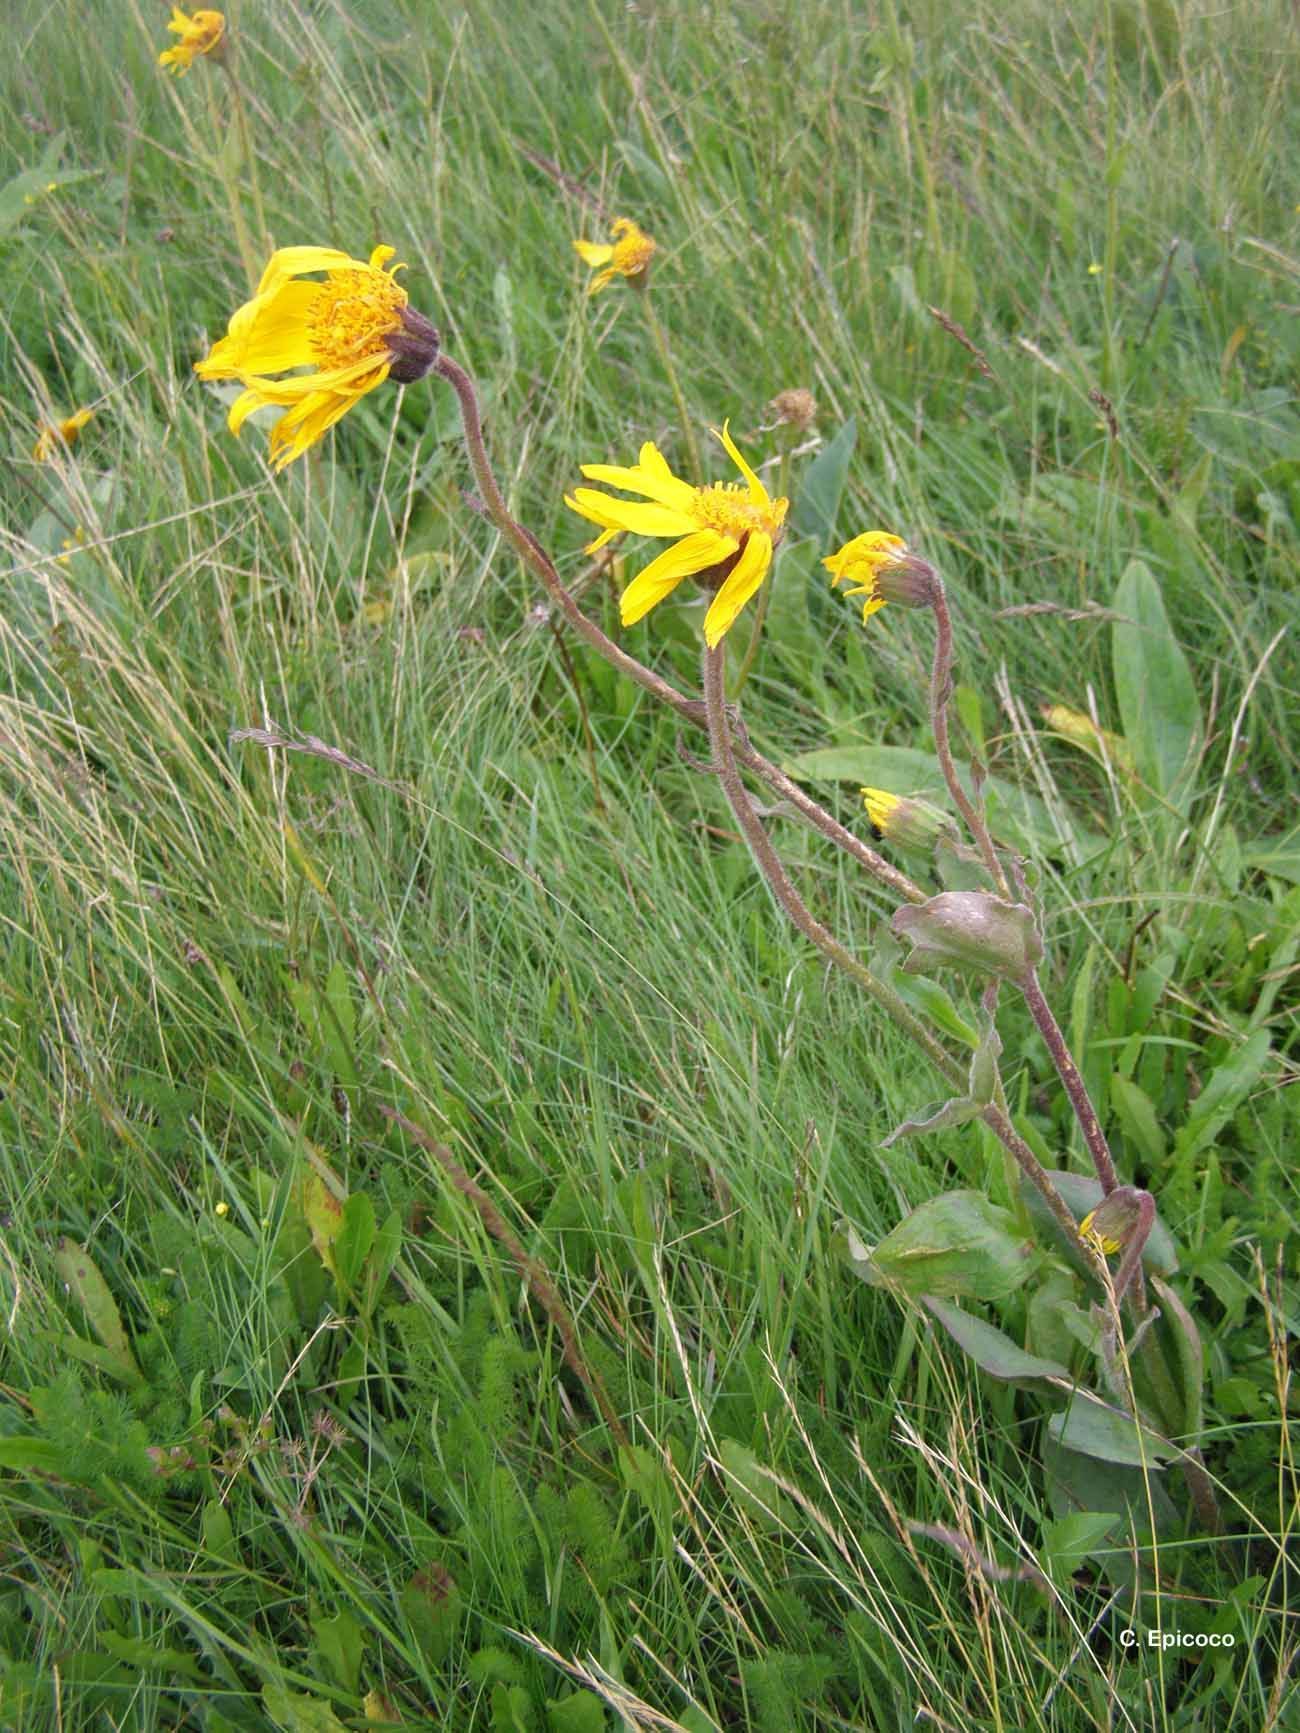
[[1087, 262, 1103, 276], [195, 244, 440, 470], [57, 527, 88, 567], [158, 7, 225, 75], [565, 423, 788, 647], [33, 407, 94, 463], [214, 1199, 230, 1217], [573, 217, 656, 294]]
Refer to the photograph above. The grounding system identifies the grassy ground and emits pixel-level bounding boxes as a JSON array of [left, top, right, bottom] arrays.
[[2, 0, 1297, 1727]]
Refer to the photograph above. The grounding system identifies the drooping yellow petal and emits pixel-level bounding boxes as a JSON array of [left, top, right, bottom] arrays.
[[620, 531, 737, 626], [713, 420, 770, 506], [704, 533, 773, 647], [199, 280, 319, 377], [573, 239, 615, 267], [565, 488, 699, 540], [268, 387, 375, 471]]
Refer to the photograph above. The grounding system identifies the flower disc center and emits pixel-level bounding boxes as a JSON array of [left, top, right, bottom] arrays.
[[309, 269, 407, 370]]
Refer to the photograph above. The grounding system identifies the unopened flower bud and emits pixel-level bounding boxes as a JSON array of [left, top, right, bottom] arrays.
[[1078, 1187, 1150, 1257], [861, 787, 956, 854], [766, 388, 818, 432], [892, 891, 1043, 980], [386, 306, 441, 383]]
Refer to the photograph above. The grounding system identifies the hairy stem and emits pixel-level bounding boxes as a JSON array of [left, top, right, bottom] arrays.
[[433, 350, 927, 905], [1019, 970, 1118, 1195], [702, 646, 1084, 1250]]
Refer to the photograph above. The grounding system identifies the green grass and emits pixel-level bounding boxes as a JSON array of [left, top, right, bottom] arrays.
[[2, 0, 1297, 1727]]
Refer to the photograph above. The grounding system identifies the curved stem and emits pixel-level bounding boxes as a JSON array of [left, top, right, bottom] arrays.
[[703, 646, 1085, 1251], [433, 350, 927, 906], [1019, 969, 1119, 1195]]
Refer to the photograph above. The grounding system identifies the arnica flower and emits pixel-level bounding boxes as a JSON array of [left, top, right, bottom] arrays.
[[824, 532, 938, 619], [158, 7, 225, 75], [861, 787, 955, 853], [33, 407, 94, 463], [573, 218, 656, 294], [565, 423, 788, 647], [195, 245, 440, 470]]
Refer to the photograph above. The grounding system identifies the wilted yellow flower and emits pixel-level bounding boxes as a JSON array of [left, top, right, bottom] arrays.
[[565, 423, 788, 647], [195, 244, 440, 470], [573, 217, 656, 294], [1041, 705, 1135, 776], [33, 407, 94, 463], [158, 7, 225, 75], [826, 533, 941, 618]]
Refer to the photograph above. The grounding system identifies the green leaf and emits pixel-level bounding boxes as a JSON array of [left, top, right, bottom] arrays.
[[1039, 1511, 1123, 1578], [52, 1240, 143, 1384], [883, 1000, 1002, 1144], [1109, 1075, 1167, 1165], [842, 1192, 1035, 1302], [1112, 559, 1201, 808], [1150, 1276, 1204, 1441], [334, 1192, 377, 1295], [717, 1437, 795, 1531], [312, 1607, 364, 1696], [262, 1683, 349, 1733], [0, 1438, 63, 1473], [1174, 1027, 1271, 1163], [1046, 1394, 1173, 1467], [922, 1296, 1071, 1386], [547, 1691, 607, 1733], [792, 417, 856, 543]]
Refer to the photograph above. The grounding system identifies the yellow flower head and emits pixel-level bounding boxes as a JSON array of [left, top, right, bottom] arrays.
[[194, 245, 440, 470], [573, 217, 656, 294], [565, 423, 788, 647], [1078, 1208, 1122, 1257], [33, 407, 94, 463], [822, 531, 910, 620], [158, 7, 225, 75], [861, 787, 955, 853]]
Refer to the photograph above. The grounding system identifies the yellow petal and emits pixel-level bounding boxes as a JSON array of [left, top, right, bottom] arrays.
[[712, 420, 769, 506], [202, 280, 320, 376], [573, 240, 615, 267], [578, 459, 696, 511], [620, 531, 737, 627], [255, 246, 362, 297], [704, 534, 773, 646], [565, 488, 699, 539]]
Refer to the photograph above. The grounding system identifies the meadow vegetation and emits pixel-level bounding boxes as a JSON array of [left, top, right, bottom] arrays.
[[1, 0, 1297, 1727]]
